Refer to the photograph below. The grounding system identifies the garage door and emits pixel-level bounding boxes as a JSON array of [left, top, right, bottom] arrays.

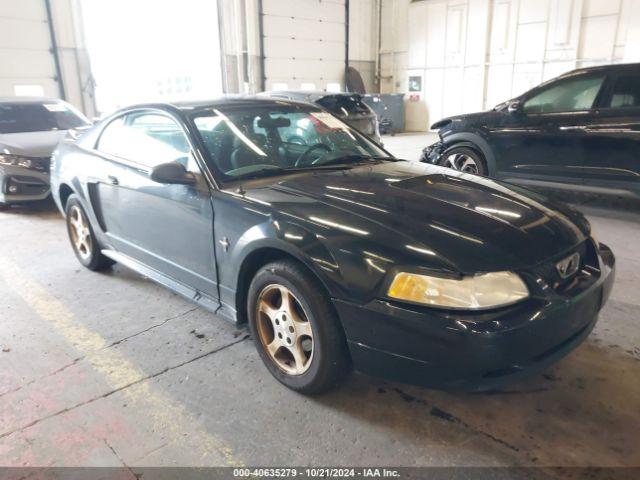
[[261, 0, 347, 91]]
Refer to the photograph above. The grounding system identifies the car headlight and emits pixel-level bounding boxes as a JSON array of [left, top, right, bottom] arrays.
[[0, 154, 33, 169], [387, 271, 529, 310]]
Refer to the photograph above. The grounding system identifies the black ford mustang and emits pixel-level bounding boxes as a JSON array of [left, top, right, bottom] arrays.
[[51, 98, 615, 394]]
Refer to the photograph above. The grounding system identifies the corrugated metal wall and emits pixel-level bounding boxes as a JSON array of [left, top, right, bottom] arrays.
[[382, 0, 640, 131], [218, 0, 379, 94], [0, 0, 96, 116], [262, 0, 347, 91]]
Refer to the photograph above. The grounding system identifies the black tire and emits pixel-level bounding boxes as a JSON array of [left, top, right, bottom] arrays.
[[439, 146, 486, 176], [65, 194, 114, 271], [247, 260, 351, 394]]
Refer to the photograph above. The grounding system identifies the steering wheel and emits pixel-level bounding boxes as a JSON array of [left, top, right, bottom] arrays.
[[295, 143, 331, 167], [286, 135, 307, 145]]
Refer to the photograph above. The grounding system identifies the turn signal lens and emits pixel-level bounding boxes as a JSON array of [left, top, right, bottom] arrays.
[[387, 271, 529, 310]]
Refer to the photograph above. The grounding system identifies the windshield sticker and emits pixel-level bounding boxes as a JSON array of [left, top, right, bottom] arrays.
[[43, 103, 68, 112]]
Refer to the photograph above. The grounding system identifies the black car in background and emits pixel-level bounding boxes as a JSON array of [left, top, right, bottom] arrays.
[[51, 97, 614, 394], [422, 63, 640, 198], [262, 91, 382, 144]]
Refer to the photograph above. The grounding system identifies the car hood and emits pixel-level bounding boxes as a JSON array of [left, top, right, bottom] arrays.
[[266, 161, 587, 273], [431, 111, 493, 130], [0, 130, 68, 157]]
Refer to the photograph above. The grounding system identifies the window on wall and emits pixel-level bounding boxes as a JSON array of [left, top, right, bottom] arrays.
[[605, 75, 640, 109], [523, 75, 605, 114]]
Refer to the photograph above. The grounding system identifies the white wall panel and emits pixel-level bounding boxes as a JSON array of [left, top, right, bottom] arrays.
[[485, 64, 513, 107], [465, 0, 491, 65], [518, 0, 550, 23], [461, 66, 485, 112], [262, 0, 346, 90], [425, 2, 447, 68], [515, 22, 547, 63], [442, 67, 464, 117], [349, 0, 376, 61], [445, 4, 467, 66], [408, 1, 428, 69], [623, 0, 640, 61], [582, 0, 621, 17], [0, 0, 94, 115], [578, 15, 618, 62], [0, 0, 46, 20], [390, 0, 640, 130]]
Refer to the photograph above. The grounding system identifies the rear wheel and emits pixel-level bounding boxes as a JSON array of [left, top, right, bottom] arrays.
[[247, 260, 351, 394], [440, 146, 486, 176], [65, 195, 114, 271]]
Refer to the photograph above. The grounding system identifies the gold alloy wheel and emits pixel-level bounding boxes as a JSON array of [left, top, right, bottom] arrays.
[[68, 205, 93, 261], [256, 284, 314, 375]]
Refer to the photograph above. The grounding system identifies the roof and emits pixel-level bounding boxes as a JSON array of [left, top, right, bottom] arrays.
[[116, 95, 322, 115], [562, 62, 640, 77], [261, 91, 362, 103]]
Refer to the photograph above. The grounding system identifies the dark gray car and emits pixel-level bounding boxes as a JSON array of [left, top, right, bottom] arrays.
[[0, 97, 89, 207], [261, 91, 382, 144]]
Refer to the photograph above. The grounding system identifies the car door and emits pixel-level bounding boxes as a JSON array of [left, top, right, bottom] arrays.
[[491, 73, 606, 186], [93, 110, 218, 299], [581, 70, 640, 195]]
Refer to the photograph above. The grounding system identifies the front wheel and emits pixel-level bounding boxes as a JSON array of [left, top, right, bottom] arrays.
[[65, 194, 114, 271], [247, 260, 351, 394], [439, 146, 486, 176]]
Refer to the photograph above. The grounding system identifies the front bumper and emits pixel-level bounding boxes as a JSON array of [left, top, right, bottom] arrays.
[[335, 243, 615, 391], [420, 141, 444, 164], [0, 166, 50, 204]]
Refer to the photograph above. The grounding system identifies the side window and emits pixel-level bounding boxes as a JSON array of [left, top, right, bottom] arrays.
[[605, 74, 640, 109], [97, 112, 198, 171], [523, 75, 605, 114]]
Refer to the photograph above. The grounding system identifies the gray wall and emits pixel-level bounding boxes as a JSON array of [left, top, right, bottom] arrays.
[[218, 0, 380, 94], [0, 0, 96, 117]]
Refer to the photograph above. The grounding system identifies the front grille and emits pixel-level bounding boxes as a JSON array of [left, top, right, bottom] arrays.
[[29, 156, 51, 172], [531, 239, 600, 296]]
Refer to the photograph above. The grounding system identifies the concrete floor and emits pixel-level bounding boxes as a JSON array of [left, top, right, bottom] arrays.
[[1, 133, 639, 469]]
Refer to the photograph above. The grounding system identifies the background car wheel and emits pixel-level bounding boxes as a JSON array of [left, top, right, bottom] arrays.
[[247, 260, 351, 394], [440, 146, 486, 176], [65, 194, 114, 271]]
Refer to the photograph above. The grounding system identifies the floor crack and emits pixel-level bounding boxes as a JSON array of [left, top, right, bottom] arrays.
[[104, 307, 199, 349], [104, 438, 136, 477], [0, 307, 199, 399], [0, 335, 250, 440], [390, 387, 521, 453]]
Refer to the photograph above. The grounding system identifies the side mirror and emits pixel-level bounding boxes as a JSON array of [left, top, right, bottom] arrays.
[[149, 161, 196, 185], [507, 100, 522, 114]]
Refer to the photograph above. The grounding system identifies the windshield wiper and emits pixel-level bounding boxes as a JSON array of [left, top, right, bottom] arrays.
[[231, 164, 352, 181], [310, 154, 396, 168]]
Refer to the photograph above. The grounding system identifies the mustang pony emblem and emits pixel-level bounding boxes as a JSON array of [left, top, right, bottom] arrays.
[[557, 252, 580, 279]]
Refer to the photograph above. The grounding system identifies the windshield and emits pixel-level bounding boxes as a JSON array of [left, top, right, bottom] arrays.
[[191, 105, 390, 181], [316, 95, 371, 117], [0, 102, 89, 134]]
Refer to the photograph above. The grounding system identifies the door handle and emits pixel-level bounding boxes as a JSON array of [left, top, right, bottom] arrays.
[[107, 175, 119, 185]]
